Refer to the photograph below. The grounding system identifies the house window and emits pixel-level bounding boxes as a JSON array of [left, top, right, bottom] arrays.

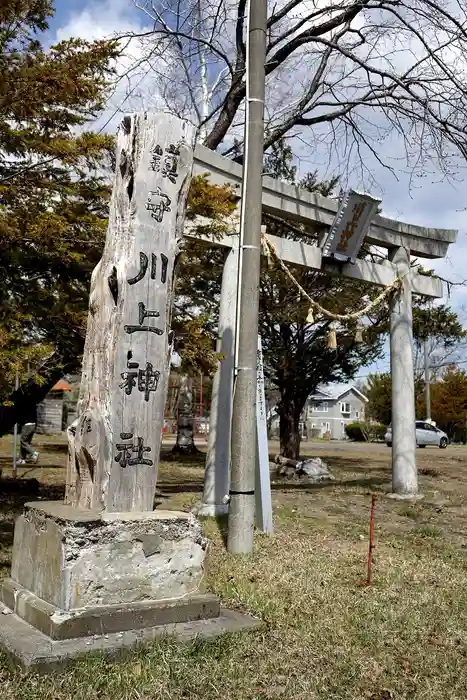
[[313, 401, 328, 412], [340, 402, 351, 414], [355, 411, 359, 419]]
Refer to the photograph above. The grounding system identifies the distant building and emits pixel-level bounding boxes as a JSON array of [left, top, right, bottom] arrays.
[[305, 383, 368, 440], [269, 383, 368, 440], [37, 379, 72, 434]]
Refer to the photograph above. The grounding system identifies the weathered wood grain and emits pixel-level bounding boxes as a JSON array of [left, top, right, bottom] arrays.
[[66, 113, 194, 512]]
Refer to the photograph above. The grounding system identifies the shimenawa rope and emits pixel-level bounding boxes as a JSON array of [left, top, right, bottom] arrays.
[[260, 232, 404, 347]]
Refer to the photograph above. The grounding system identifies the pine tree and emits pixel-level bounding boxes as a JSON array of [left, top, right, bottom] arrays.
[[171, 175, 237, 453], [0, 0, 118, 430]]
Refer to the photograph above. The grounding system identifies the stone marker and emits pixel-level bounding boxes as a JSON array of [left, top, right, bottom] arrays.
[[0, 113, 259, 671]]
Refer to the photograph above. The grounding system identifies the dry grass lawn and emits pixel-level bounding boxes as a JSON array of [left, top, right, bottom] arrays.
[[1, 435, 467, 699]]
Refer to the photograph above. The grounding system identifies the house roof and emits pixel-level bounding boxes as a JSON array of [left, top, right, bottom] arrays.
[[310, 383, 368, 402], [51, 379, 72, 392]]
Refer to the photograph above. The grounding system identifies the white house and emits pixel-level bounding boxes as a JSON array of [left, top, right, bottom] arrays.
[[304, 383, 368, 440], [268, 383, 368, 440]]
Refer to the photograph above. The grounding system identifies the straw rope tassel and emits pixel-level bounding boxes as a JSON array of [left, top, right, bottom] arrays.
[[327, 323, 337, 349]]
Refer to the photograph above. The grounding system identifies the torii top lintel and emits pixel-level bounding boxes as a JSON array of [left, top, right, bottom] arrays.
[[193, 145, 457, 261]]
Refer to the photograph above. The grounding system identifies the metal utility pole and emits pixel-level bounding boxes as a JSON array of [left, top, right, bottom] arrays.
[[424, 338, 431, 421], [227, 0, 267, 554]]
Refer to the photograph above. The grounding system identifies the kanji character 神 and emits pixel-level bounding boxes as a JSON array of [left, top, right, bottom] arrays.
[[119, 352, 160, 401]]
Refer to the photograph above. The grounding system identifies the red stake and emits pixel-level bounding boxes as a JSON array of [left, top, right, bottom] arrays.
[[360, 494, 377, 587]]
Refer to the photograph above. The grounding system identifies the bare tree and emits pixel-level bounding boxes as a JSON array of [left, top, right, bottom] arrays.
[[413, 336, 467, 382], [119, 0, 467, 182], [412, 303, 467, 381]]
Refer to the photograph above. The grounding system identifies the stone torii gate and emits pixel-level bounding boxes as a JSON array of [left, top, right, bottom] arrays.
[[191, 145, 457, 516]]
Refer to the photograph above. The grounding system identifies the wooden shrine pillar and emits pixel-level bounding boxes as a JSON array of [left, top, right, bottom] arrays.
[[66, 113, 195, 512]]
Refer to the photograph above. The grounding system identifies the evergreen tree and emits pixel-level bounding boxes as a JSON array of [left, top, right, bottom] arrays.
[[0, 0, 118, 430], [260, 140, 384, 458]]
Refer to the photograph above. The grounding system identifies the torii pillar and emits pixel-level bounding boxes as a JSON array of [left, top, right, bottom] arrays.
[[389, 246, 418, 496], [198, 240, 238, 516]]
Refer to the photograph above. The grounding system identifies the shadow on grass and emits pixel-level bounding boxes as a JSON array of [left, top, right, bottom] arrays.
[[0, 519, 14, 572], [0, 519, 14, 546], [272, 474, 390, 493], [40, 442, 68, 454], [0, 478, 65, 508], [215, 513, 228, 548], [157, 466, 390, 498], [157, 481, 204, 495], [160, 449, 206, 465]]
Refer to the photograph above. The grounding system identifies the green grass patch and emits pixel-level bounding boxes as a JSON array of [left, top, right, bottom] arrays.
[[2, 436, 467, 698]]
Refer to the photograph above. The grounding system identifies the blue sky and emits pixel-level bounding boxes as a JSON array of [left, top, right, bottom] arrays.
[[46, 0, 77, 32], [50, 0, 142, 34], [46, 0, 467, 286], [45, 0, 467, 380]]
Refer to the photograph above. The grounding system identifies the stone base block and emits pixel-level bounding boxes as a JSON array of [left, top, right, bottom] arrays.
[[0, 604, 261, 674], [385, 492, 424, 501], [0, 579, 220, 640], [10, 502, 208, 611], [196, 503, 229, 518], [0, 501, 261, 672]]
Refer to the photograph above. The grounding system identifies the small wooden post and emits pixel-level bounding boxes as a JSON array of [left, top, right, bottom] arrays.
[[66, 113, 194, 512]]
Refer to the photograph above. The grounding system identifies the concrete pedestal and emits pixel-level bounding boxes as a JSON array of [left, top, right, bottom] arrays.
[[0, 502, 260, 670], [7, 502, 208, 611]]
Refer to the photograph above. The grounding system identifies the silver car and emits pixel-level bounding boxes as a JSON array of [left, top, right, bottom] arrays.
[[385, 421, 448, 449]]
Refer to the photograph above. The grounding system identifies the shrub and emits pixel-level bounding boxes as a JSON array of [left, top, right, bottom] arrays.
[[345, 422, 387, 442], [345, 422, 365, 441], [372, 423, 387, 441]]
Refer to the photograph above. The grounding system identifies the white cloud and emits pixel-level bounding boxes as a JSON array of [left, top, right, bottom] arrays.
[[55, 0, 135, 42], [53, 0, 167, 133]]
